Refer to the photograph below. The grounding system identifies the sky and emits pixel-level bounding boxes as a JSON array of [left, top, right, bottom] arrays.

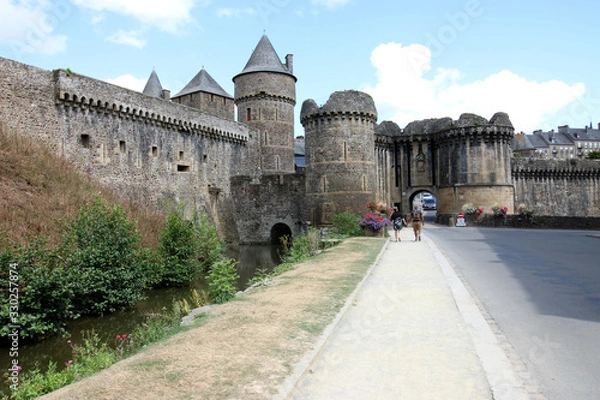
[[1, 0, 598, 137]]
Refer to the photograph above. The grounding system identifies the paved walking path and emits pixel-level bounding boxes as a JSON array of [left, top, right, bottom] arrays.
[[278, 227, 535, 400]]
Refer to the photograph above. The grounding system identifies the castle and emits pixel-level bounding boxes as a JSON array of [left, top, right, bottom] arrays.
[[1, 34, 599, 244]]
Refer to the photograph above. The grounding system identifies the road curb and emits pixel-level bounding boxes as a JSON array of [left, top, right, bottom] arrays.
[[427, 238, 533, 400]]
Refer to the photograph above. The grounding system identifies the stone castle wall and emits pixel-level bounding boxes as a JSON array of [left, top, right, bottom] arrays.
[[512, 158, 600, 217], [230, 174, 307, 244], [172, 92, 235, 121], [0, 56, 258, 241]]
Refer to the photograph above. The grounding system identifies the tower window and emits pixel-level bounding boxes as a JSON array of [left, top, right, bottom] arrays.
[[80, 134, 90, 148], [247, 108, 251, 121], [151, 145, 158, 157], [119, 140, 126, 154]]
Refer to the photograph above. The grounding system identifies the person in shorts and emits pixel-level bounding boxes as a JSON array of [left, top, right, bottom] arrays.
[[409, 204, 424, 241], [390, 206, 407, 242]]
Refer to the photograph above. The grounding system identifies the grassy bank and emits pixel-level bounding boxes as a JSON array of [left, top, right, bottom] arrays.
[[0, 123, 163, 248]]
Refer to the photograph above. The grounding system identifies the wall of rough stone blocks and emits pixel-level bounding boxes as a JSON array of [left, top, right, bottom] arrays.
[[230, 174, 307, 244], [512, 158, 600, 217], [0, 56, 258, 242]]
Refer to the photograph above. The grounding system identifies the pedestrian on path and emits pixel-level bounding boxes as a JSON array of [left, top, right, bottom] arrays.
[[390, 206, 407, 242], [409, 204, 424, 241]]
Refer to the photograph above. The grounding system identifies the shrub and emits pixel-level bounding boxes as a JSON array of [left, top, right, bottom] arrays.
[[332, 213, 362, 237], [192, 211, 224, 272], [59, 197, 150, 315], [0, 238, 80, 340], [157, 208, 223, 286], [206, 258, 239, 304], [157, 210, 203, 285], [587, 150, 600, 160]]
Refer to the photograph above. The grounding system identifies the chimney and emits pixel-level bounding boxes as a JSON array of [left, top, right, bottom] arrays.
[[285, 54, 293, 74], [162, 89, 171, 100]]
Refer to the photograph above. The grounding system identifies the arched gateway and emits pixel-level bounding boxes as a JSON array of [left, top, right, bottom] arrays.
[[302, 91, 515, 224]]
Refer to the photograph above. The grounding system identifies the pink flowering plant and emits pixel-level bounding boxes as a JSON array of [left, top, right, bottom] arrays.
[[517, 203, 535, 222], [366, 201, 393, 218], [492, 204, 508, 218], [359, 213, 391, 231], [359, 201, 392, 231]]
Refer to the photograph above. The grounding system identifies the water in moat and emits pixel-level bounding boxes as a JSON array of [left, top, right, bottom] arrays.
[[1, 244, 282, 394]]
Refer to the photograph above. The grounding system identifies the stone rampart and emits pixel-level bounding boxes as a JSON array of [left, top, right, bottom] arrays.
[[230, 174, 307, 244], [0, 56, 259, 241], [512, 158, 600, 217]]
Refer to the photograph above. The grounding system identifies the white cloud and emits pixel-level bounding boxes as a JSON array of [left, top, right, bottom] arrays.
[[0, 0, 68, 55], [216, 8, 256, 18], [107, 30, 147, 48], [105, 74, 147, 92], [311, 0, 350, 9], [72, 0, 199, 33], [364, 42, 586, 133]]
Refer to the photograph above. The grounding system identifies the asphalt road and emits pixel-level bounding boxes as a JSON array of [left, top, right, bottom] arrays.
[[423, 222, 600, 400]]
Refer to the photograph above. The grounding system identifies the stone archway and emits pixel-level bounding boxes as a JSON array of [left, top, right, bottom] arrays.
[[270, 223, 292, 245]]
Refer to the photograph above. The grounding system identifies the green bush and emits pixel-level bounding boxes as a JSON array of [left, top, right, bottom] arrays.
[[157, 210, 203, 285], [0, 239, 75, 340], [332, 213, 362, 237], [60, 197, 150, 315], [193, 211, 224, 272], [207, 258, 239, 304], [157, 208, 223, 286], [587, 150, 600, 160]]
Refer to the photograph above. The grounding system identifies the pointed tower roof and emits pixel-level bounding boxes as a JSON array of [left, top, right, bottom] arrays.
[[234, 34, 296, 81], [143, 69, 164, 98], [173, 68, 233, 99]]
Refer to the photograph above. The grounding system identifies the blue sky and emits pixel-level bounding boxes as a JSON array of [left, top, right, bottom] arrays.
[[1, 0, 598, 136]]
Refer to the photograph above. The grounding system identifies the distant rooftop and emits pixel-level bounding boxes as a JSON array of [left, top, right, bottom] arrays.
[[173, 68, 232, 99], [143, 70, 164, 98]]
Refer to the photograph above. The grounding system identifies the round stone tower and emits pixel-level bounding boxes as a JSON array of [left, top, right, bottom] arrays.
[[435, 112, 515, 214], [233, 35, 296, 173], [301, 90, 378, 225]]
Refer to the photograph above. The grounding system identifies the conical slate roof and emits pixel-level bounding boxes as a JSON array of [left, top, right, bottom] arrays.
[[234, 34, 295, 80], [143, 69, 164, 98], [173, 68, 232, 99]]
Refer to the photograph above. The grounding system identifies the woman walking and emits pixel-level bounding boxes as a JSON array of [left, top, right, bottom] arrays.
[[390, 206, 407, 242]]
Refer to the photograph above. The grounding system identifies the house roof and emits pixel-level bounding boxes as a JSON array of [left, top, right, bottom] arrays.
[[233, 34, 296, 81], [539, 131, 573, 145], [512, 134, 535, 151], [142, 70, 164, 98], [566, 127, 600, 141], [528, 134, 548, 148], [172, 68, 232, 99]]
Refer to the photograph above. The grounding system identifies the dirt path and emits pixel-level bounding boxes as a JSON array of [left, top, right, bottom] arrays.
[[40, 237, 385, 400]]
